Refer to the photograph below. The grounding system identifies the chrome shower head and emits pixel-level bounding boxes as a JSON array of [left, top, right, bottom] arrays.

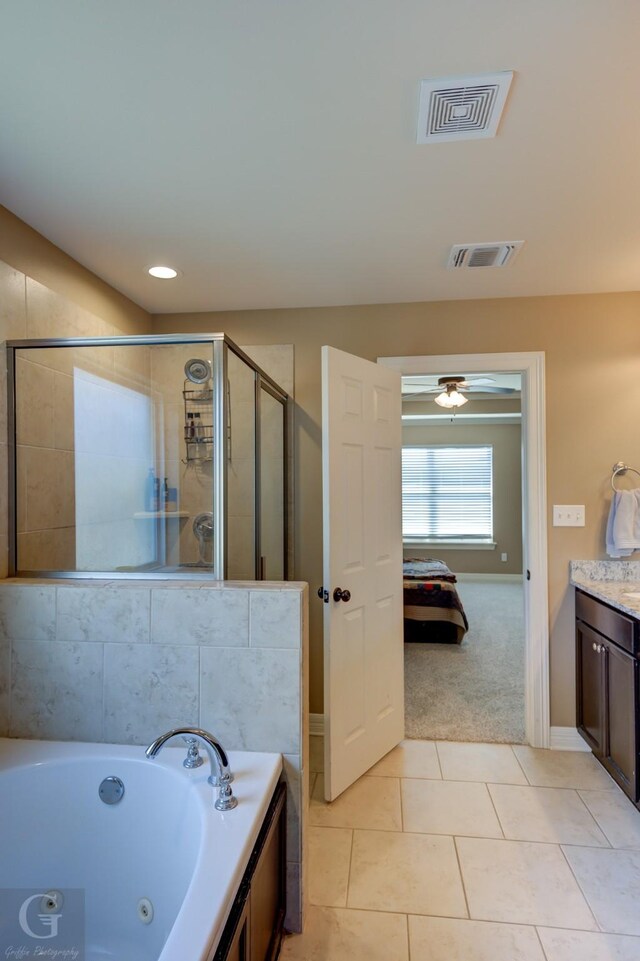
[[184, 358, 211, 384]]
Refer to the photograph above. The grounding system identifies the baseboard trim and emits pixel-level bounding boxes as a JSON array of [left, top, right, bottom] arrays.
[[549, 726, 591, 752], [309, 713, 325, 737], [456, 573, 523, 583]]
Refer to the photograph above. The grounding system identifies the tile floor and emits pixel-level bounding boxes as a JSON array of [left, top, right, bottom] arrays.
[[281, 738, 640, 960]]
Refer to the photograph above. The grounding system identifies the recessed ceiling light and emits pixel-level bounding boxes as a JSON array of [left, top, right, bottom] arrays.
[[148, 265, 178, 279]]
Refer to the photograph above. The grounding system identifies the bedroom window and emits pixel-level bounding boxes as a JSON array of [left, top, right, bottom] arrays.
[[401, 444, 494, 545]]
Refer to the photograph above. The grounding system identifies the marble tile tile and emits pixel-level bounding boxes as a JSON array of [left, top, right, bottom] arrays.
[[151, 588, 249, 646], [242, 345, 294, 398], [250, 591, 301, 648], [200, 646, 299, 753], [456, 837, 597, 929], [283, 753, 303, 861], [0, 584, 56, 639], [279, 906, 408, 961], [23, 447, 75, 531], [537, 927, 640, 961], [488, 784, 609, 846], [579, 790, 640, 849], [310, 735, 324, 773], [10, 640, 103, 741], [104, 643, 199, 745], [437, 741, 527, 784], [562, 845, 640, 935], [310, 774, 401, 831], [402, 778, 503, 838], [308, 827, 352, 907], [513, 746, 618, 790], [368, 739, 441, 779], [18, 527, 76, 572], [54, 371, 75, 451], [0, 261, 27, 340], [16, 357, 55, 448], [348, 828, 467, 916], [0, 639, 10, 735], [57, 586, 150, 644], [409, 917, 546, 961]]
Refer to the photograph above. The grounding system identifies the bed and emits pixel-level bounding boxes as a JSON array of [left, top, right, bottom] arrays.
[[403, 557, 469, 644]]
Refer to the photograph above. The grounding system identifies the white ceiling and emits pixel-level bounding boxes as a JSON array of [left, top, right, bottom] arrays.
[[2, 1, 640, 314]]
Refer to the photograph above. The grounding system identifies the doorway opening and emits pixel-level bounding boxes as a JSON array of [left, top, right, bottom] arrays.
[[378, 352, 549, 747], [401, 370, 525, 743]]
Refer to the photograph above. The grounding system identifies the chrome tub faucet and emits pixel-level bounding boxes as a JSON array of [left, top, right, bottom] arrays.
[[145, 727, 238, 811]]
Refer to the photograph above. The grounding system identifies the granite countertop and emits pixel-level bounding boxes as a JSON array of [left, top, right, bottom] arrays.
[[570, 560, 640, 618]]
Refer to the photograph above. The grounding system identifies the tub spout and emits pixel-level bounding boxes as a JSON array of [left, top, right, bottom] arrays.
[[145, 727, 238, 811]]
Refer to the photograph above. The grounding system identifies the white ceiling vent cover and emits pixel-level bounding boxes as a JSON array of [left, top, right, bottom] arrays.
[[447, 241, 524, 269], [417, 72, 514, 144]]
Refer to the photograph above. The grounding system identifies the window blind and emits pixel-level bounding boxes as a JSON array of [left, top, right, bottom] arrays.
[[402, 445, 493, 541]]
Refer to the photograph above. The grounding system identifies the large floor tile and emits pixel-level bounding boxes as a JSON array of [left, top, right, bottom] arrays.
[[347, 829, 467, 917], [436, 741, 527, 784], [562, 845, 640, 935], [537, 928, 640, 961], [279, 905, 409, 961], [367, 739, 441, 779], [308, 827, 353, 907], [488, 784, 609, 846], [409, 916, 546, 961], [579, 790, 640, 849], [513, 746, 617, 790], [310, 775, 401, 831], [402, 778, 503, 838], [456, 837, 597, 929]]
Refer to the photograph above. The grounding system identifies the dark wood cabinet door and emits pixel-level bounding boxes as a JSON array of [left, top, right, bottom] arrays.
[[603, 642, 639, 799], [577, 622, 606, 756]]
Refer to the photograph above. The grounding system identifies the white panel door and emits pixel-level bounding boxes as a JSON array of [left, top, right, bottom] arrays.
[[321, 346, 404, 801]]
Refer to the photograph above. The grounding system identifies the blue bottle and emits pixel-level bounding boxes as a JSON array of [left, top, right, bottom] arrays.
[[145, 468, 156, 512]]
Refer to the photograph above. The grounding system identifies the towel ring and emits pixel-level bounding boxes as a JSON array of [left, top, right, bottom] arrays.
[[611, 462, 640, 492]]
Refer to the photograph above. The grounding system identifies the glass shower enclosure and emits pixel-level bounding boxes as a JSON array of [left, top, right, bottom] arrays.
[[6, 334, 289, 580]]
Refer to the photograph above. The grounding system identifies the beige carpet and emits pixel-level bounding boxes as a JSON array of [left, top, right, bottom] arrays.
[[404, 579, 525, 744]]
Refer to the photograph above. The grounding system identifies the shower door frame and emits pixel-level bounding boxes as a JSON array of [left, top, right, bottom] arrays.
[[6, 333, 290, 581]]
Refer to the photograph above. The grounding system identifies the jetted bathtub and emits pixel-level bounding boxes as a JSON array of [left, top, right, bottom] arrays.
[[0, 737, 282, 961]]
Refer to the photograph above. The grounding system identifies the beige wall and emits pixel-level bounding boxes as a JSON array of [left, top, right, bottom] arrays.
[[153, 293, 640, 726], [402, 421, 523, 575]]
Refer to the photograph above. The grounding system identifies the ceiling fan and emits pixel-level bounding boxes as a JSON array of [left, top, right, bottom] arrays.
[[404, 375, 518, 408]]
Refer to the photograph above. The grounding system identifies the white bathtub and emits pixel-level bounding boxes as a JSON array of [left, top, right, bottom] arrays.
[[0, 737, 282, 961]]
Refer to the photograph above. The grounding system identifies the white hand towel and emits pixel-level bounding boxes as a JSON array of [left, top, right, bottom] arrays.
[[607, 489, 640, 556]]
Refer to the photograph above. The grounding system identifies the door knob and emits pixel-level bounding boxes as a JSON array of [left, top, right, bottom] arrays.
[[333, 587, 351, 603], [592, 642, 598, 651]]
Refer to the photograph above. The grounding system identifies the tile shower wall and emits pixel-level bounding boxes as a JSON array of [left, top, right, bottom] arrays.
[[0, 258, 152, 577], [0, 578, 309, 932]]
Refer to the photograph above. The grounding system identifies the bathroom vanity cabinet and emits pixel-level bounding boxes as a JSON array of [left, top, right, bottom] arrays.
[[576, 589, 640, 803], [213, 782, 286, 961]]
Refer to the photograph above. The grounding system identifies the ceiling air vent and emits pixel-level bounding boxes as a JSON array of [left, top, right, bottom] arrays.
[[447, 241, 524, 269], [417, 72, 514, 144]]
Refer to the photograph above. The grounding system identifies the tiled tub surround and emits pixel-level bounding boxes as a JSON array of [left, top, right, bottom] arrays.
[[0, 578, 309, 932], [570, 560, 640, 617]]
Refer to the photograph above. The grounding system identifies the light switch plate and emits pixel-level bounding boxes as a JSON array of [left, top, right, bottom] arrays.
[[553, 505, 585, 527]]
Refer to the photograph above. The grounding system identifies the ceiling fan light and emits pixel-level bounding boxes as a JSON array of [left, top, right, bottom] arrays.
[[434, 389, 468, 408]]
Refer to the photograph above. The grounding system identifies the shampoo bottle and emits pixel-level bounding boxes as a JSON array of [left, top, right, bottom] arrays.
[[145, 468, 156, 512]]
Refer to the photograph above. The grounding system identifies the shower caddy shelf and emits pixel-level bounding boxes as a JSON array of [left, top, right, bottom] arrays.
[[183, 382, 213, 463]]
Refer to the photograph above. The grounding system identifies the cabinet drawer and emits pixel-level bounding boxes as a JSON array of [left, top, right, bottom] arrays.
[[576, 590, 637, 655]]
